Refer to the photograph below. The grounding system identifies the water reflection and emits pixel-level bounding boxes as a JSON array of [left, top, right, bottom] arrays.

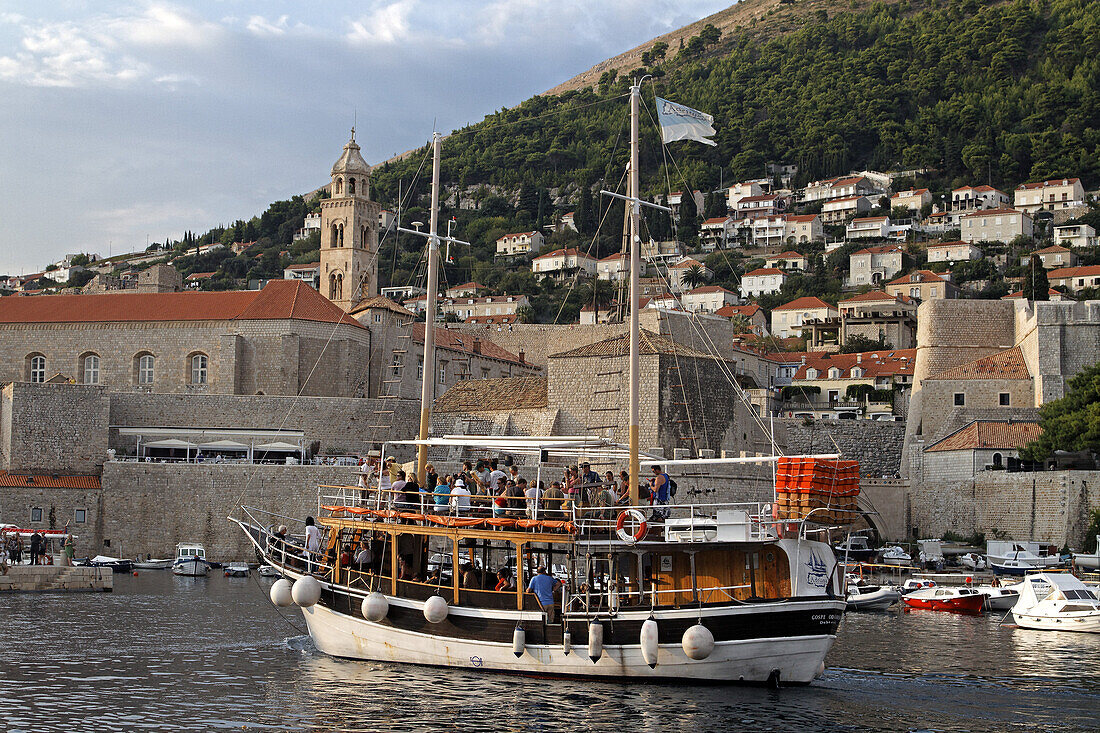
[[0, 574, 1098, 732]]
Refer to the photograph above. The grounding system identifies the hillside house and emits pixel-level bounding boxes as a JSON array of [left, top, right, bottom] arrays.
[[1014, 178, 1086, 214], [848, 245, 906, 287], [740, 268, 787, 298], [770, 296, 839, 339], [715, 304, 768, 335], [668, 258, 713, 293], [282, 263, 320, 289], [680, 286, 740, 314], [952, 185, 1010, 212], [822, 196, 872, 225], [891, 188, 931, 213], [961, 208, 1033, 244], [765, 251, 808, 270], [531, 248, 597, 282], [1053, 223, 1097, 249], [778, 348, 915, 420], [1047, 265, 1100, 293], [837, 291, 917, 350], [885, 270, 959, 301], [445, 282, 487, 298], [495, 231, 545, 258], [1022, 246, 1077, 269], [700, 217, 735, 250], [926, 241, 982, 263]]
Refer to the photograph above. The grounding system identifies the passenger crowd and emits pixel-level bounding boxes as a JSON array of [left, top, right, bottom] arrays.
[[359, 457, 675, 522]]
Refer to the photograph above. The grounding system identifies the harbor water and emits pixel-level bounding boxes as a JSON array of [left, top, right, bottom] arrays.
[[1, 572, 1098, 732]]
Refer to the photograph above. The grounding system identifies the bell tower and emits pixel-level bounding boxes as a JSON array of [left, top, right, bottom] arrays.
[[319, 129, 381, 311]]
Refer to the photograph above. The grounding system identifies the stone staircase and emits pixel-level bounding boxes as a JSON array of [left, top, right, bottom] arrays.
[[0, 565, 113, 592]]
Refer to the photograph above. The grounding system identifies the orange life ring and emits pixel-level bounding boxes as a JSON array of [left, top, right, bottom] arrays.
[[616, 509, 647, 544]]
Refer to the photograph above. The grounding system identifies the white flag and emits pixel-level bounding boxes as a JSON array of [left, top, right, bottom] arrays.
[[655, 97, 717, 146]]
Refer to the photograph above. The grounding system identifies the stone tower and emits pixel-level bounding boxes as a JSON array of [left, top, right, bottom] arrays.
[[320, 130, 382, 311]]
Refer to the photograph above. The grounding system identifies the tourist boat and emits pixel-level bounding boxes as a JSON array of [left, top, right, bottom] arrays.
[[224, 562, 251, 577], [172, 542, 211, 576], [958, 552, 987, 571], [1011, 573, 1100, 633], [1071, 537, 1099, 570], [134, 558, 173, 570], [834, 534, 878, 562], [974, 584, 1020, 611], [846, 584, 901, 611], [880, 546, 912, 567], [902, 586, 985, 613], [232, 87, 851, 685]]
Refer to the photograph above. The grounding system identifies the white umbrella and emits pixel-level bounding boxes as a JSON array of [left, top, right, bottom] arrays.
[[197, 439, 249, 451], [255, 441, 302, 451], [143, 438, 197, 449]]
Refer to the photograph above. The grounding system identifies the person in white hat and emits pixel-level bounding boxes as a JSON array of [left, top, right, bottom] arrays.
[[450, 478, 471, 515]]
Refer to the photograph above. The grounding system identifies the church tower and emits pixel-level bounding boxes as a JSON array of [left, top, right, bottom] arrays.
[[320, 130, 382, 311]]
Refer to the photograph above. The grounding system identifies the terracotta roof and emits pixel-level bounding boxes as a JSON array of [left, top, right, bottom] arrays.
[[924, 421, 1042, 453], [185, 272, 216, 280], [743, 267, 786, 278], [831, 176, 867, 187], [670, 258, 704, 269], [599, 252, 627, 262], [926, 240, 970, 250], [1033, 245, 1071, 254], [824, 195, 868, 205], [686, 285, 736, 295], [961, 208, 1025, 218], [284, 263, 320, 271], [0, 280, 364, 329], [927, 346, 1030, 380], [887, 270, 947, 286], [768, 251, 804, 260], [773, 296, 836, 312], [1047, 265, 1100, 280], [433, 376, 548, 412], [782, 214, 819, 223], [736, 195, 778, 203], [496, 231, 538, 240], [448, 281, 485, 290], [853, 245, 902, 256], [838, 290, 913, 306], [532, 247, 595, 261], [953, 185, 1006, 194], [892, 189, 929, 197], [412, 324, 528, 364], [702, 217, 733, 225], [715, 304, 763, 319], [465, 314, 518, 324], [791, 348, 916, 380], [1001, 288, 1067, 300], [549, 329, 723, 360], [852, 217, 888, 224], [1016, 178, 1081, 189], [0, 474, 101, 488], [349, 296, 416, 318]]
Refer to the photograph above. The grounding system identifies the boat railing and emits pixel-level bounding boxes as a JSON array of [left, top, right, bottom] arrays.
[[238, 505, 337, 580]]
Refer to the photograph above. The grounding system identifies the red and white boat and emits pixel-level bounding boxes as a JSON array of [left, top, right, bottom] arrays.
[[902, 586, 985, 613]]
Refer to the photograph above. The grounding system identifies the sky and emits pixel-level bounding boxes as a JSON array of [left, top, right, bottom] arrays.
[[0, 0, 731, 275]]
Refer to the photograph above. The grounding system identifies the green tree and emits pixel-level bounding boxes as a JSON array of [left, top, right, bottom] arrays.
[[682, 264, 708, 288], [1020, 361, 1100, 461], [1021, 255, 1050, 301], [841, 334, 890, 352]]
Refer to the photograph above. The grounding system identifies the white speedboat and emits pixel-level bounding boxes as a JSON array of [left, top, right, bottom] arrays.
[[881, 546, 912, 567], [990, 558, 1040, 576], [88, 555, 133, 573], [1071, 537, 1099, 571], [134, 558, 173, 570], [974, 584, 1020, 611], [958, 553, 987, 571], [917, 539, 945, 567], [902, 578, 936, 594], [1011, 573, 1100, 633], [172, 542, 210, 576], [224, 562, 250, 577], [903, 586, 985, 613], [846, 584, 901, 611], [258, 565, 280, 577], [987, 541, 1061, 569]]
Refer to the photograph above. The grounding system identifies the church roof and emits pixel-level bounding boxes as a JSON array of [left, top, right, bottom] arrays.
[[0, 280, 364, 329], [331, 132, 371, 176]]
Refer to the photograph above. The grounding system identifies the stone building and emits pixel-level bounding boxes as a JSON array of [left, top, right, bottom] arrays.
[[921, 420, 1042, 482], [837, 291, 917, 349], [81, 263, 183, 294], [320, 131, 382, 310], [0, 279, 371, 397]]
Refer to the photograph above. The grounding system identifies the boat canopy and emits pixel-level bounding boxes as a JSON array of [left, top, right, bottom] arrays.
[[1015, 572, 1091, 608], [386, 435, 657, 462]]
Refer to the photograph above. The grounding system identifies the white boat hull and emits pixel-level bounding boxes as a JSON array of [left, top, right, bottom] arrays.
[[300, 600, 837, 684], [846, 587, 901, 611], [172, 559, 209, 577], [1072, 553, 1100, 570], [134, 559, 173, 570], [1013, 611, 1100, 633]]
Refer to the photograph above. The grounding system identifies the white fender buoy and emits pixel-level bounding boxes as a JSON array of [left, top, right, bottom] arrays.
[[815, 661, 826, 679], [562, 631, 572, 656], [512, 627, 526, 658], [640, 617, 659, 668], [588, 620, 604, 663], [270, 578, 293, 607], [682, 622, 714, 661], [361, 591, 388, 622], [291, 576, 322, 607], [423, 594, 449, 623]]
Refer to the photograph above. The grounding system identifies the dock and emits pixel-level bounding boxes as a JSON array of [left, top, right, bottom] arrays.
[[0, 565, 113, 592]]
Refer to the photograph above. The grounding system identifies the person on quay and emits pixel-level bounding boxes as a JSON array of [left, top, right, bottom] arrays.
[[29, 532, 41, 566]]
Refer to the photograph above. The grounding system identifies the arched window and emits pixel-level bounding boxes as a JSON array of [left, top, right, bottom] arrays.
[[329, 272, 343, 301], [348, 177, 356, 194], [27, 354, 46, 383], [190, 353, 208, 385], [136, 353, 155, 385], [335, 177, 343, 195], [337, 223, 344, 247], [361, 225, 368, 246], [992, 453, 1003, 467], [82, 353, 100, 384]]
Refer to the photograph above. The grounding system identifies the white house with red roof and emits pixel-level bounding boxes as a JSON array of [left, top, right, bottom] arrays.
[[596, 252, 629, 282], [779, 348, 915, 418], [715, 303, 768, 335], [885, 270, 959, 301], [1047, 265, 1100, 293], [680, 285, 740, 314], [926, 241, 982, 263], [764, 251, 809, 270], [531, 248, 597, 281], [752, 214, 823, 247], [891, 188, 931, 212], [961, 208, 1033, 243], [770, 296, 839, 339], [1022, 245, 1077, 270], [495, 230, 545, 257], [439, 294, 530, 320], [802, 175, 878, 203], [283, 262, 320, 289], [1013, 178, 1086, 214], [668, 257, 713, 292], [740, 267, 787, 298], [445, 281, 487, 298], [726, 180, 766, 209], [846, 216, 892, 241], [951, 185, 1009, 212], [848, 245, 906, 287], [821, 195, 872, 225], [732, 194, 783, 220], [1053, 223, 1097, 249]]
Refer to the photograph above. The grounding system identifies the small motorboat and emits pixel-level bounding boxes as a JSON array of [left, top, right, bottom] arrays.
[[990, 558, 1040, 576], [918, 539, 945, 568], [258, 565, 280, 577], [133, 558, 173, 570], [902, 578, 936, 594], [846, 584, 901, 611], [224, 562, 250, 577], [1071, 536, 1099, 571], [974, 584, 1021, 611], [959, 553, 987, 571], [1011, 572, 1100, 633], [88, 555, 133, 573], [172, 542, 210, 577], [835, 535, 878, 562], [881, 546, 912, 567], [903, 586, 985, 613]]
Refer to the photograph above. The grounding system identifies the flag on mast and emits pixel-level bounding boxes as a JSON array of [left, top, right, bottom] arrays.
[[655, 97, 717, 146]]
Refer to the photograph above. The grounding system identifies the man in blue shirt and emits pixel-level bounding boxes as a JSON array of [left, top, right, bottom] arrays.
[[527, 566, 561, 622]]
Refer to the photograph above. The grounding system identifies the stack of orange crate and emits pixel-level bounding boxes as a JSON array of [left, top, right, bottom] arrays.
[[774, 456, 860, 524]]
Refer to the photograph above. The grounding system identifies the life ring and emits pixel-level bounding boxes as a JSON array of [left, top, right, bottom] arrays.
[[616, 509, 648, 544]]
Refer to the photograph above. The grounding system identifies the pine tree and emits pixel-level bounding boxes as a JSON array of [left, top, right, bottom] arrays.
[[1022, 255, 1049, 301]]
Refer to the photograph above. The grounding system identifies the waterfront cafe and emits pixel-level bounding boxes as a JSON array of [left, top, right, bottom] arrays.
[[116, 427, 307, 464]]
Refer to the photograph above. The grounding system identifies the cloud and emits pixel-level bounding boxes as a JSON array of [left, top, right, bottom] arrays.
[[107, 4, 222, 48], [346, 0, 416, 45], [245, 14, 290, 37]]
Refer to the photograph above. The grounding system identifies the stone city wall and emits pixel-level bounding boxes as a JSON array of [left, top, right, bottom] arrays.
[[0, 483, 103, 540], [1, 382, 109, 474], [909, 470, 1100, 548], [773, 418, 907, 478]]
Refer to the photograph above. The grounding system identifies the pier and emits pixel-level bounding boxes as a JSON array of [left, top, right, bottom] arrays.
[[0, 565, 112, 592]]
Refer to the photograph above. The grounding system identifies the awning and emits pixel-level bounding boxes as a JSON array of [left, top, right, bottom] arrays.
[[143, 439, 197, 449], [197, 440, 249, 451], [255, 441, 302, 452]]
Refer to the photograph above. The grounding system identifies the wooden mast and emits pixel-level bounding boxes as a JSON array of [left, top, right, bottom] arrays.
[[628, 81, 642, 505], [416, 132, 443, 484]]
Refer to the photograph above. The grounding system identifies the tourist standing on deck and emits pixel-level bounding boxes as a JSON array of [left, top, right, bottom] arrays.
[[304, 516, 322, 573], [650, 465, 671, 520], [527, 566, 561, 622]]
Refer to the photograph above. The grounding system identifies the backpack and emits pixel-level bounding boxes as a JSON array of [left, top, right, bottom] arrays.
[[668, 477, 678, 497]]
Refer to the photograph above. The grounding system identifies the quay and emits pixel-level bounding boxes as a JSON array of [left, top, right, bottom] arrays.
[[0, 565, 112, 593]]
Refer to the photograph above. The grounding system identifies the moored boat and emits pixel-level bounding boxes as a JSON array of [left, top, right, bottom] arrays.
[[881, 546, 912, 567], [1071, 537, 1099, 571], [846, 584, 901, 611], [834, 535, 878, 562], [974, 584, 1020, 611], [133, 558, 173, 570], [258, 565, 281, 577], [902, 586, 985, 613], [990, 558, 1039, 576], [88, 555, 133, 573], [1011, 572, 1100, 633], [958, 553, 987, 571], [224, 562, 250, 577], [172, 543, 210, 577]]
